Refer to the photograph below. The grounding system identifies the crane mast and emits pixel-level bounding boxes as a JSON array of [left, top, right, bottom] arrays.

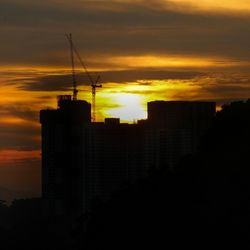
[[91, 75, 101, 123], [67, 33, 78, 101], [66, 34, 102, 122]]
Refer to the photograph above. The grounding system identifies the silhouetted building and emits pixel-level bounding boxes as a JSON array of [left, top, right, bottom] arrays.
[[86, 120, 144, 202], [40, 95, 91, 217], [145, 101, 216, 168], [40, 97, 215, 217]]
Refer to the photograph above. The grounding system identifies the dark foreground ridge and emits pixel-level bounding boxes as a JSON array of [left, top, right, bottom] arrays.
[[1, 100, 250, 249]]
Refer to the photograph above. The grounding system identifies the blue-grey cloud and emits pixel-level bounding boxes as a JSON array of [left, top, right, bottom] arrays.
[[1, 0, 250, 67], [17, 70, 204, 91]]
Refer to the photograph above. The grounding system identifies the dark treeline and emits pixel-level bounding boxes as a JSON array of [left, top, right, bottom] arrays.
[[2, 100, 250, 249], [0, 198, 75, 250]]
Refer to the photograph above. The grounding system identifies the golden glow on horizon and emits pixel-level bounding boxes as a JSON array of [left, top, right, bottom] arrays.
[[69, 0, 250, 13], [166, 0, 250, 13], [107, 55, 247, 69], [1, 61, 249, 127], [0, 64, 247, 126], [3, 53, 246, 74]]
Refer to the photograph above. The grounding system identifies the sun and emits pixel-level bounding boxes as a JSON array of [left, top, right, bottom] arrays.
[[104, 93, 147, 122]]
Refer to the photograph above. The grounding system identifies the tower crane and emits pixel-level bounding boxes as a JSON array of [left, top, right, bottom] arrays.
[[66, 34, 102, 122], [67, 33, 78, 101]]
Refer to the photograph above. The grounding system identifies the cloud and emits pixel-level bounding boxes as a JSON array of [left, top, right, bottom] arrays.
[[0, 122, 40, 151], [1, 0, 250, 67], [0, 105, 38, 122], [179, 73, 250, 103], [18, 70, 205, 91], [199, 78, 250, 99], [0, 102, 41, 151]]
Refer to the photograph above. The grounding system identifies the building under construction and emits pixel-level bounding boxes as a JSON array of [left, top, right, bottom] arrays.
[[40, 96, 215, 217]]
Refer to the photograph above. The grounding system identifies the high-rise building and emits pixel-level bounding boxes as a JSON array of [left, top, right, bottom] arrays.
[[145, 101, 216, 168], [40, 95, 91, 217], [86, 118, 145, 203], [40, 97, 215, 217]]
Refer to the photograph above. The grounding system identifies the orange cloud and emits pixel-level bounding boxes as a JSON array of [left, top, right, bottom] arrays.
[[0, 150, 40, 166]]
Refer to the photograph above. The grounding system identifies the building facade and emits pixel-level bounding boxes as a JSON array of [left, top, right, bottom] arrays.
[[145, 101, 216, 168], [40, 95, 91, 217]]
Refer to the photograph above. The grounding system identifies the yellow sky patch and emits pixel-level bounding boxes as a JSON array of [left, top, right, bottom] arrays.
[[103, 55, 248, 69], [166, 0, 250, 13]]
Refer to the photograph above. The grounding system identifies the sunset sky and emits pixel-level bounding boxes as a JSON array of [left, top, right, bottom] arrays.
[[1, 0, 250, 201]]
